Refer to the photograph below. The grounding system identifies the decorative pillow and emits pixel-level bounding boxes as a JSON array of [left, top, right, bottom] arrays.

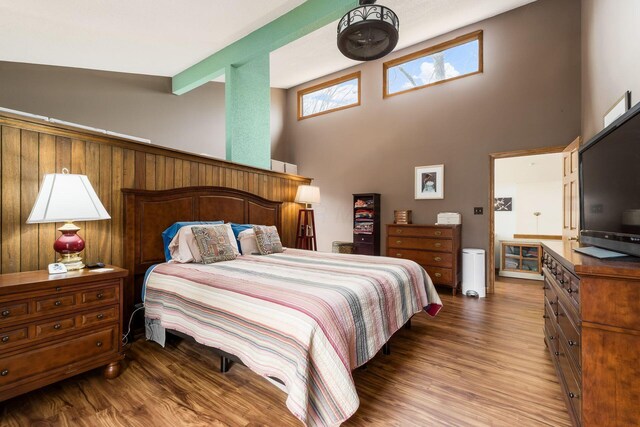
[[253, 225, 284, 255], [191, 225, 238, 264], [229, 223, 254, 254], [162, 221, 223, 261], [168, 223, 239, 263], [238, 229, 260, 255]]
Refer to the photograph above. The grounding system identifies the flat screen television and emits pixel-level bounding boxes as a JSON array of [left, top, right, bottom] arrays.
[[580, 101, 640, 257]]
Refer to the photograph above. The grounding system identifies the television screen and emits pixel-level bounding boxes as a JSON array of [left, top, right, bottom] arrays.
[[581, 108, 640, 237]]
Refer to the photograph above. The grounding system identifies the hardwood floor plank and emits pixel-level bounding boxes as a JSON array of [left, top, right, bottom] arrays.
[[0, 279, 571, 426]]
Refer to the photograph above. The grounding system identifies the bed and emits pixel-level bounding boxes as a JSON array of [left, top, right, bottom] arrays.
[[122, 187, 442, 427]]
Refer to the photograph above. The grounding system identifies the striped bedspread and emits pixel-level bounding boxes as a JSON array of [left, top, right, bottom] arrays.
[[143, 249, 442, 426]]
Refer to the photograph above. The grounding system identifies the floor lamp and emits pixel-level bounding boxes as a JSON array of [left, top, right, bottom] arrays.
[[294, 185, 320, 250]]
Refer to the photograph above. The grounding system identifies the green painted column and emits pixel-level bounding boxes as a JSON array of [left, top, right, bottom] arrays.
[[225, 53, 271, 169]]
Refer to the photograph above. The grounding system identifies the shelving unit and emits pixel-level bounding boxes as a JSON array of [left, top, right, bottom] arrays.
[[353, 193, 380, 255], [499, 240, 543, 280]]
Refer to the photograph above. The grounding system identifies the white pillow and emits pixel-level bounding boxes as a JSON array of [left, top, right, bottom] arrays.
[[238, 229, 260, 255], [169, 223, 239, 263]]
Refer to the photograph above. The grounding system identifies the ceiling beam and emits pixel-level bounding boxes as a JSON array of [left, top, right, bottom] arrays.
[[171, 0, 358, 95]]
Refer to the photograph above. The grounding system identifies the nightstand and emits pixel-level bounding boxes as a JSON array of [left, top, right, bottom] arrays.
[[0, 266, 127, 402]]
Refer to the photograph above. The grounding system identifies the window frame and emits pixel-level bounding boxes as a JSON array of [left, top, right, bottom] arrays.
[[297, 71, 361, 120], [383, 30, 483, 98]]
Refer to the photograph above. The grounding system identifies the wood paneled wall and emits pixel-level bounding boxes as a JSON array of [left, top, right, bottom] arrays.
[[0, 113, 311, 274]]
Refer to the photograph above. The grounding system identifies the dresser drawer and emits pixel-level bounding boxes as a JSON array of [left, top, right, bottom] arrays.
[[558, 339, 582, 423], [0, 301, 29, 326], [35, 294, 76, 314], [544, 303, 558, 353], [81, 283, 119, 305], [387, 236, 453, 252], [0, 327, 28, 349], [557, 300, 580, 370], [544, 276, 558, 316], [81, 306, 118, 327], [388, 226, 453, 239], [424, 267, 453, 285], [35, 316, 77, 339], [354, 234, 373, 244], [0, 326, 117, 388], [388, 248, 453, 267]]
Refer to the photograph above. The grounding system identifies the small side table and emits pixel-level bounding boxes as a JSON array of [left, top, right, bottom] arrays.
[[0, 266, 128, 402]]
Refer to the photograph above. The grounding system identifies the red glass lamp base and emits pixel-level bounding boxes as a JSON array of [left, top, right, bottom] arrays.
[[54, 222, 86, 270]]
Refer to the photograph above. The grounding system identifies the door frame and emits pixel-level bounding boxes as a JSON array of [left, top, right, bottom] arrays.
[[488, 145, 566, 293]]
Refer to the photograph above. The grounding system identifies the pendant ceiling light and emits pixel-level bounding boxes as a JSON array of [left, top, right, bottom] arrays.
[[337, 0, 399, 61]]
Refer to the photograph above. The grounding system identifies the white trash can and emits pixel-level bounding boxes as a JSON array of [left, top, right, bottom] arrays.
[[462, 248, 486, 297]]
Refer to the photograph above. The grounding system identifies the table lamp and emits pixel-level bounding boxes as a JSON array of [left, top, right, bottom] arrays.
[[294, 185, 320, 250], [27, 168, 111, 270]]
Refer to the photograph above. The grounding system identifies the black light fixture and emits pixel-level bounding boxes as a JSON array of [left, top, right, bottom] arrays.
[[337, 0, 399, 61]]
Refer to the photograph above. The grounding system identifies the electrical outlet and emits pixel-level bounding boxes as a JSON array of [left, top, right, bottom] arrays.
[[474, 207, 483, 215]]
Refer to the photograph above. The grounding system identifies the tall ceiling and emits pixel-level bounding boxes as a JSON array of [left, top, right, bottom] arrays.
[[0, 0, 536, 90]]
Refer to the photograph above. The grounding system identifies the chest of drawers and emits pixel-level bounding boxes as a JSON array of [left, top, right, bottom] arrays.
[[386, 224, 462, 294], [542, 242, 640, 426], [0, 266, 127, 401]]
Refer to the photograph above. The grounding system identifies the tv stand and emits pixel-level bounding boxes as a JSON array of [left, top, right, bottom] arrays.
[[573, 245, 628, 259]]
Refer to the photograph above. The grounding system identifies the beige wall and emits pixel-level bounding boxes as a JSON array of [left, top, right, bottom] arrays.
[[581, 0, 640, 141], [285, 0, 581, 253], [0, 61, 287, 160]]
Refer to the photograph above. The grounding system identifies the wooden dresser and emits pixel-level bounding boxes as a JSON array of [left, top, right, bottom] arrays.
[[386, 224, 462, 294], [542, 241, 640, 426], [0, 266, 127, 402]]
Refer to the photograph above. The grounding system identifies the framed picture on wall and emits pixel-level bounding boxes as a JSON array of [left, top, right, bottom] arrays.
[[415, 164, 444, 199], [604, 91, 631, 128], [494, 197, 513, 211]]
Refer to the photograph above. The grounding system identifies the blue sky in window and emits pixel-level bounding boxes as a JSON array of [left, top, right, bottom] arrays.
[[387, 40, 479, 94], [302, 78, 358, 116]]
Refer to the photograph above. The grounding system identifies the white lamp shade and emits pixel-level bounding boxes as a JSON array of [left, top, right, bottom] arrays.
[[295, 185, 321, 205], [26, 173, 111, 223]]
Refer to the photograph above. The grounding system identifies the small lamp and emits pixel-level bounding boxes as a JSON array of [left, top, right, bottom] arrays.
[[294, 185, 321, 250], [27, 168, 110, 270]]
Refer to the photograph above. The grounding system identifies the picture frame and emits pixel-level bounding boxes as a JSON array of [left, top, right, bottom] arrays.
[[494, 197, 513, 212], [603, 91, 631, 128], [415, 164, 444, 199]]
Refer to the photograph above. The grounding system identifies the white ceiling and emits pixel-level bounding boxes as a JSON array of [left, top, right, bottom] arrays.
[[0, 0, 536, 90]]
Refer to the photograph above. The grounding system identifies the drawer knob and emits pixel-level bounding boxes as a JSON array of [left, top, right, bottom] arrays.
[[568, 340, 577, 347], [434, 243, 442, 247], [554, 351, 560, 356], [55, 286, 62, 292], [434, 257, 442, 262], [54, 300, 62, 307], [396, 253, 403, 258], [567, 288, 573, 294], [559, 279, 565, 284], [1, 369, 8, 376], [96, 341, 103, 347], [549, 301, 555, 305], [53, 323, 62, 330], [548, 336, 554, 340], [396, 240, 402, 244], [434, 273, 442, 278], [569, 392, 577, 399], [434, 231, 442, 236], [1, 336, 8, 343], [97, 313, 104, 320], [1, 310, 9, 317], [542, 315, 549, 319], [397, 229, 403, 233], [96, 293, 104, 300]]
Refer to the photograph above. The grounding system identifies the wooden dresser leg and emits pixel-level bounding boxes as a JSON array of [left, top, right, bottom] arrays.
[[452, 286, 457, 296], [103, 361, 121, 379]]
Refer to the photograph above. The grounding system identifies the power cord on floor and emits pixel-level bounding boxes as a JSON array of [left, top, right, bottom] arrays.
[[122, 304, 145, 346]]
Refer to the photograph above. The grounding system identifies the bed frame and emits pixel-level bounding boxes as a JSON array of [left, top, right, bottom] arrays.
[[122, 186, 282, 325], [121, 186, 394, 374]]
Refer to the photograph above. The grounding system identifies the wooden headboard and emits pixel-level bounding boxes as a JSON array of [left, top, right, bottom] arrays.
[[122, 186, 282, 316]]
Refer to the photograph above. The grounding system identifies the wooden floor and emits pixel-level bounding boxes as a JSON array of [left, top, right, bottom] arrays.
[[1, 278, 571, 427]]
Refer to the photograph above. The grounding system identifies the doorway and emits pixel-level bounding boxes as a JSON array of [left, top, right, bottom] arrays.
[[488, 146, 565, 293]]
